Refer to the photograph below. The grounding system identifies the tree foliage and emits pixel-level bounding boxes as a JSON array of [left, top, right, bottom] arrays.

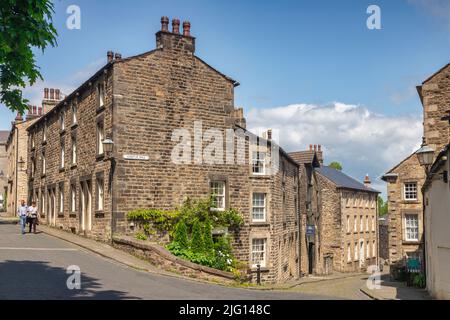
[[328, 161, 343, 171], [378, 196, 388, 216], [190, 220, 205, 252], [173, 220, 189, 248], [0, 0, 58, 113]]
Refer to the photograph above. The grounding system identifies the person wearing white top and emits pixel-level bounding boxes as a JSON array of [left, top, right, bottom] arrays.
[[27, 201, 39, 234]]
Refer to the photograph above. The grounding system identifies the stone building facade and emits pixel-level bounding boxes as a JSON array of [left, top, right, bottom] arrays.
[[26, 17, 301, 283], [0, 131, 9, 211], [5, 103, 53, 216], [382, 63, 450, 267], [315, 167, 379, 273]]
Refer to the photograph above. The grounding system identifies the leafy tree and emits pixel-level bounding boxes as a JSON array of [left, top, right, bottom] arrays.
[[173, 220, 189, 248], [203, 221, 214, 253], [190, 220, 204, 252], [0, 0, 58, 114], [378, 196, 388, 216], [328, 161, 343, 171]]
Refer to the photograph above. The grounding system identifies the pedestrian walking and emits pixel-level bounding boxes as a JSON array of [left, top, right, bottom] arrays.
[[27, 201, 39, 234], [17, 200, 28, 235]]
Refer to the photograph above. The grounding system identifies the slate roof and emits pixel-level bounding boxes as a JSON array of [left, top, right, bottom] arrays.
[[0, 131, 9, 144], [316, 166, 379, 193]]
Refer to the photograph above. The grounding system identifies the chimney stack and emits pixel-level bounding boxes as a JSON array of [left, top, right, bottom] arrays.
[[107, 51, 114, 63], [49, 88, 55, 100], [364, 174, 371, 187], [172, 19, 180, 34], [42, 87, 61, 114], [114, 53, 122, 60], [55, 89, 60, 100], [44, 88, 49, 99], [183, 21, 191, 36], [15, 112, 23, 122], [161, 16, 169, 32]]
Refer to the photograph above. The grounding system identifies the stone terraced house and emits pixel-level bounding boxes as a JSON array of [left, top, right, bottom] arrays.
[[26, 17, 302, 283], [382, 62, 450, 267]]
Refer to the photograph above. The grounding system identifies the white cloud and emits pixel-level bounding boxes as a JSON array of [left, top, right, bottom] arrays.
[[22, 57, 105, 107], [247, 102, 423, 197]]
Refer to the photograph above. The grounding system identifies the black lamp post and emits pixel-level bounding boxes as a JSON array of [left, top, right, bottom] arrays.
[[415, 138, 434, 283], [102, 137, 115, 239]]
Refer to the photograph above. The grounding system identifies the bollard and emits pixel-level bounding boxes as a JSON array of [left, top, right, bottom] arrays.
[[256, 264, 261, 285]]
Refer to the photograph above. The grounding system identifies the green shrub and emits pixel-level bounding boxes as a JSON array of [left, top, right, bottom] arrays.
[[135, 232, 148, 241], [190, 220, 204, 252], [203, 221, 214, 253], [127, 209, 178, 234], [413, 273, 426, 288], [173, 220, 189, 248]]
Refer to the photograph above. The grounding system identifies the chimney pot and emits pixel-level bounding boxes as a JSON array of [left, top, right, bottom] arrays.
[[107, 51, 114, 63], [15, 113, 22, 121], [55, 89, 60, 100], [364, 174, 371, 186], [115, 53, 122, 60], [172, 19, 180, 34], [318, 145, 321, 152], [267, 129, 272, 140], [314, 144, 317, 151], [161, 16, 169, 32], [38, 107, 42, 115], [33, 106, 37, 115], [44, 88, 49, 99], [183, 21, 191, 36], [309, 144, 312, 151], [49, 88, 55, 100]]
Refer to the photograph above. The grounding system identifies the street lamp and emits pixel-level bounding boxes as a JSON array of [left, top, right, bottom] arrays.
[[416, 139, 434, 171], [102, 138, 114, 156]]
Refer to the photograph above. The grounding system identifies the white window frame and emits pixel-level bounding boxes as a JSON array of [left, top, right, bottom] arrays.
[[72, 103, 77, 125], [97, 121, 104, 156], [354, 242, 358, 261], [354, 215, 357, 233], [98, 83, 105, 107], [59, 184, 64, 214], [360, 215, 363, 232], [372, 216, 375, 232], [252, 151, 266, 175], [346, 215, 350, 233], [404, 182, 418, 201], [70, 185, 76, 213], [71, 136, 77, 165], [366, 215, 369, 232], [210, 181, 226, 211], [405, 214, 419, 241], [366, 241, 370, 259], [60, 140, 65, 169], [96, 177, 104, 211], [252, 193, 266, 222], [42, 151, 46, 175], [372, 240, 376, 258], [347, 243, 352, 262], [60, 112, 65, 131], [251, 238, 267, 268]]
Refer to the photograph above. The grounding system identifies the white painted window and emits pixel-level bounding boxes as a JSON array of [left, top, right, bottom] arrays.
[[360, 215, 363, 232], [346, 215, 350, 233], [251, 238, 267, 268], [354, 242, 358, 260], [354, 215, 357, 232], [346, 195, 351, 207], [210, 181, 225, 211], [43, 123, 47, 141], [41, 192, 45, 215], [405, 214, 419, 241], [404, 182, 418, 201], [59, 185, 64, 214], [98, 83, 105, 107], [72, 103, 77, 125], [96, 178, 104, 211], [252, 151, 266, 175], [97, 121, 104, 155], [70, 185, 76, 213], [41, 151, 46, 175], [367, 241, 370, 259], [373, 240, 376, 258], [252, 193, 266, 222], [71, 136, 77, 164], [372, 216, 375, 231], [366, 215, 369, 232], [60, 112, 65, 131], [347, 243, 352, 262], [60, 140, 65, 169]]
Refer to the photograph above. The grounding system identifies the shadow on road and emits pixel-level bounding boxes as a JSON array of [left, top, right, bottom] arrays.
[[0, 260, 140, 300]]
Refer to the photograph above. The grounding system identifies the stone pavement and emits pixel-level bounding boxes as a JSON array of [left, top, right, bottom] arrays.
[[360, 268, 431, 300]]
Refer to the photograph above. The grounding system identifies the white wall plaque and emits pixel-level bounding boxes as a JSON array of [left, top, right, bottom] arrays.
[[123, 155, 150, 160]]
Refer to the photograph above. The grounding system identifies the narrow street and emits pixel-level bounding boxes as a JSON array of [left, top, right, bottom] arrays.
[[0, 224, 344, 300]]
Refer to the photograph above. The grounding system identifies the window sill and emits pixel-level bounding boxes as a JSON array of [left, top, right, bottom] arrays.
[[403, 240, 420, 245], [96, 106, 106, 114], [402, 200, 420, 204], [42, 141, 47, 146], [41, 174, 46, 179], [69, 213, 77, 218], [60, 129, 66, 136], [57, 214, 64, 218], [70, 164, 77, 169], [95, 211, 105, 218], [250, 222, 270, 227], [96, 154, 105, 161], [250, 267, 269, 273], [250, 174, 271, 179], [59, 167, 65, 173], [71, 123, 78, 130]]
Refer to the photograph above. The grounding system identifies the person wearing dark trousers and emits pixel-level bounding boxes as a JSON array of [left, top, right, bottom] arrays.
[[27, 201, 39, 234]]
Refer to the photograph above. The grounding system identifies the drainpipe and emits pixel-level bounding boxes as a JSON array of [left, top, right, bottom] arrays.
[[14, 126, 19, 217], [297, 166, 302, 278]]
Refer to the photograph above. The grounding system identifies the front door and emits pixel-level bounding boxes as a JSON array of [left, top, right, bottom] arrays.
[[80, 181, 92, 233], [359, 240, 365, 268]]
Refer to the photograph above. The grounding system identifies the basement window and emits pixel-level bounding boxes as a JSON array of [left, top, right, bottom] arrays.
[[251, 238, 267, 268]]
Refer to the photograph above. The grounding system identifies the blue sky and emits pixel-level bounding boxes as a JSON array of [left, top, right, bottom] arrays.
[[1, 0, 449, 195]]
